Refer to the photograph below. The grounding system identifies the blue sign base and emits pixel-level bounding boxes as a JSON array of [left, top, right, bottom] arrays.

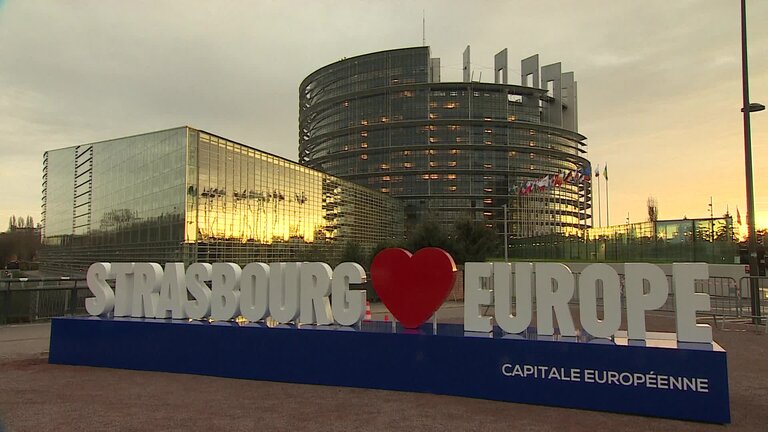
[[49, 317, 730, 423]]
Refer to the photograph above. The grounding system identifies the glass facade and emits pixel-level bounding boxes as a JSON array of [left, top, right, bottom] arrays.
[[41, 127, 404, 274], [299, 47, 592, 241], [508, 217, 738, 264]]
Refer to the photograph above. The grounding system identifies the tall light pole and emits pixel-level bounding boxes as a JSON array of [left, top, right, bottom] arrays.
[[503, 204, 509, 261], [741, 0, 765, 322]]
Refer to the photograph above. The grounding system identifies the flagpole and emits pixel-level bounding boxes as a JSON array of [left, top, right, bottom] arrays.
[[605, 164, 610, 226], [596, 169, 602, 228]]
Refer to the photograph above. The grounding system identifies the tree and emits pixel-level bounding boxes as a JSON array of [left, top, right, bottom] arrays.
[[340, 240, 365, 265], [406, 220, 454, 253], [452, 219, 499, 263], [366, 238, 407, 269]]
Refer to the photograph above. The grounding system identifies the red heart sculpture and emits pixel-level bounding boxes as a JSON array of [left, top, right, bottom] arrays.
[[370, 247, 457, 329]]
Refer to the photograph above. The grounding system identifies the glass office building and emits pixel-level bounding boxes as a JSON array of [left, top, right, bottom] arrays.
[[509, 217, 738, 263], [41, 127, 404, 274], [299, 46, 592, 241]]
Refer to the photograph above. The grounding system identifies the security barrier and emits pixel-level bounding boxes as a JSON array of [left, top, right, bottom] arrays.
[[0, 265, 762, 330], [0, 277, 89, 324]]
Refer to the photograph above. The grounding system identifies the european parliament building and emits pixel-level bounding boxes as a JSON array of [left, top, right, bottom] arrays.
[[299, 46, 592, 240], [41, 127, 403, 273]]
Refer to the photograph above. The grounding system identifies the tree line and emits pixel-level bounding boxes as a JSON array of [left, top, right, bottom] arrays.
[[1, 215, 41, 270]]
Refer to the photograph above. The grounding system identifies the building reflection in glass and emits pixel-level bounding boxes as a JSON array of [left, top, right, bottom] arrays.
[[41, 127, 404, 273], [508, 217, 737, 263]]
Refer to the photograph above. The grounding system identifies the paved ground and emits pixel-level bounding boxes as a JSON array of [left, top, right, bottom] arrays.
[[1, 304, 767, 431]]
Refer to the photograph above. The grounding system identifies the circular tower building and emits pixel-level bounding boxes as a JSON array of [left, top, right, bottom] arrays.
[[299, 46, 592, 248]]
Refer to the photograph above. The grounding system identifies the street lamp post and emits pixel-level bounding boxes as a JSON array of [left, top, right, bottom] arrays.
[[503, 204, 509, 261], [740, 0, 764, 322], [709, 197, 715, 260]]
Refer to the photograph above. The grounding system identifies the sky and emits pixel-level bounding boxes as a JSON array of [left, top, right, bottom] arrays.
[[1, 0, 767, 235]]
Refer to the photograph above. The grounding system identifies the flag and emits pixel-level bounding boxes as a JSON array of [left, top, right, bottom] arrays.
[[580, 164, 592, 182], [595, 164, 600, 177], [737, 207, 742, 225], [564, 170, 574, 183], [603, 164, 608, 181], [554, 173, 564, 187]]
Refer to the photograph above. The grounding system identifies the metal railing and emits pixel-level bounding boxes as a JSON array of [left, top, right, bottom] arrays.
[[737, 275, 768, 328], [479, 269, 755, 331], [2, 272, 765, 330], [0, 277, 89, 324]]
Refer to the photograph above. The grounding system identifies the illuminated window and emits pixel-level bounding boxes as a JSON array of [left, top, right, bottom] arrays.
[[430, 174, 439, 179], [448, 125, 460, 131], [448, 161, 457, 167], [508, 115, 517, 121], [508, 151, 516, 157], [448, 185, 457, 191], [381, 116, 389, 123], [380, 187, 390, 193], [361, 131, 368, 137], [429, 137, 438, 143], [404, 162, 413, 168], [484, 198, 493, 204], [444, 102, 459, 109], [529, 141, 535, 146], [450, 149, 459, 155], [361, 142, 368, 148], [380, 163, 390, 170], [429, 161, 438, 167], [447, 174, 457, 180], [484, 188, 493, 193], [426, 149, 436, 155], [382, 176, 391, 181], [484, 163, 492, 169], [429, 101, 438, 108], [403, 91, 413, 97], [361, 154, 368, 160], [343, 101, 349, 107], [529, 129, 536, 135], [484, 140, 493, 145], [429, 113, 439, 119], [360, 120, 368, 125], [530, 153, 535, 159], [403, 150, 411, 156], [484, 128, 493, 134], [484, 117, 492, 121]]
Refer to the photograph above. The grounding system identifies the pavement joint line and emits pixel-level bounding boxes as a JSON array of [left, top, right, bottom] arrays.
[[0, 337, 50, 343]]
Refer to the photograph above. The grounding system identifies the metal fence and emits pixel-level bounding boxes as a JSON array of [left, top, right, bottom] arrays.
[[2, 271, 766, 329], [0, 277, 89, 324], [476, 266, 765, 330]]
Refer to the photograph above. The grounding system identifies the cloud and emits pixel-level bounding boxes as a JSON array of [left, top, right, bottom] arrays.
[[0, 0, 766, 231]]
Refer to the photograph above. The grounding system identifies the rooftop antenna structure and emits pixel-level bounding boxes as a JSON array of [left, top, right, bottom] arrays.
[[422, 10, 425, 46]]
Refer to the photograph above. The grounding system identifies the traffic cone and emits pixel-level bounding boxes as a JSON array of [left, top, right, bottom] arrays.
[[365, 301, 372, 321]]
